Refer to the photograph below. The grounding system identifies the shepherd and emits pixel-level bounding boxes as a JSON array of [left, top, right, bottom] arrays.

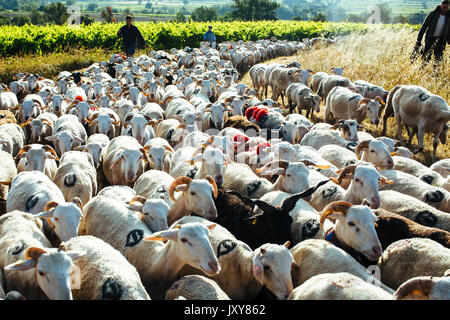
[[117, 15, 147, 58], [415, 0, 450, 67]]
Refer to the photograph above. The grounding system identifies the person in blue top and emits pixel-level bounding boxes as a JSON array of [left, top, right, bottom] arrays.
[[203, 26, 216, 45]]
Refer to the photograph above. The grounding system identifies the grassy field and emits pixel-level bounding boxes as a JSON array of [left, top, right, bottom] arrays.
[[241, 27, 450, 166]]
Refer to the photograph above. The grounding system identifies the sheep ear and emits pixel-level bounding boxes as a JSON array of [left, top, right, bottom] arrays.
[[4, 259, 37, 271], [252, 250, 264, 285], [362, 199, 371, 207], [66, 250, 86, 261], [34, 210, 55, 219], [254, 200, 276, 217], [126, 203, 143, 212], [144, 229, 179, 242], [175, 184, 189, 192]]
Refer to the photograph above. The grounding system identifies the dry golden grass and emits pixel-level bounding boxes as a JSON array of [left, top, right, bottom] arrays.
[[241, 28, 450, 166]]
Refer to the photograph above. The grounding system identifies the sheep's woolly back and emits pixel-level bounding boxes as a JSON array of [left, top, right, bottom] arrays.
[[0, 150, 17, 200], [0, 211, 51, 299], [288, 272, 392, 300], [290, 239, 394, 294], [165, 275, 230, 300], [64, 236, 150, 300], [378, 238, 450, 290], [0, 110, 17, 125]]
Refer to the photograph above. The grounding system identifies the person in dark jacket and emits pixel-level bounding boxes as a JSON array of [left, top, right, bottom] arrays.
[[202, 26, 216, 45], [117, 15, 147, 57], [415, 0, 450, 65]]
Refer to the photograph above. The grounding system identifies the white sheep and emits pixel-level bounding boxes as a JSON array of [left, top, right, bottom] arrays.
[[143, 137, 174, 172], [62, 236, 150, 300], [393, 273, 450, 300], [15, 144, 59, 180], [45, 114, 87, 157], [354, 140, 395, 170], [0, 211, 85, 300], [176, 215, 297, 300], [378, 238, 450, 289], [80, 195, 220, 299], [0, 123, 26, 157], [288, 272, 392, 300], [53, 151, 97, 205], [430, 159, 450, 179], [165, 275, 230, 300], [74, 133, 110, 170]]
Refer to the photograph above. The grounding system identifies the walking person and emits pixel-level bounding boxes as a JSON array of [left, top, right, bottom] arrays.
[[202, 26, 216, 47], [415, 0, 450, 68], [117, 15, 147, 58]]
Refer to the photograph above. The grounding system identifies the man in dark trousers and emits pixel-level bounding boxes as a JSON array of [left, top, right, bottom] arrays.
[[117, 15, 147, 58], [415, 0, 450, 66]]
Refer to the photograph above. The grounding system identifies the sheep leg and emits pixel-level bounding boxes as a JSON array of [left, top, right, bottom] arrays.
[[432, 132, 439, 161], [413, 126, 425, 154], [394, 113, 404, 146], [280, 91, 285, 107], [406, 126, 415, 145]]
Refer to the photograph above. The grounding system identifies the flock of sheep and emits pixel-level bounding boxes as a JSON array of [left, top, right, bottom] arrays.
[[0, 36, 449, 300]]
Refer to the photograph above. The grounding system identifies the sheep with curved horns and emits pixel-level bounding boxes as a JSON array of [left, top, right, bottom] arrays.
[[319, 200, 383, 262], [176, 215, 297, 300], [393, 272, 450, 300], [382, 85, 450, 159], [0, 211, 86, 300], [285, 82, 321, 119], [288, 272, 393, 300], [20, 112, 57, 144], [324, 86, 385, 125], [53, 151, 97, 205], [80, 196, 220, 299], [378, 238, 450, 290], [45, 114, 87, 157], [379, 169, 450, 213], [289, 239, 394, 293], [15, 144, 59, 180], [102, 136, 150, 186], [62, 236, 150, 300]]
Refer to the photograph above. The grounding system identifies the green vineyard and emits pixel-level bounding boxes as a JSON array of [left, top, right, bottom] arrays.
[[0, 21, 420, 56]]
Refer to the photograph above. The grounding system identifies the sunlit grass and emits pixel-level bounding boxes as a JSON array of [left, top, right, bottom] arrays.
[[241, 28, 449, 166]]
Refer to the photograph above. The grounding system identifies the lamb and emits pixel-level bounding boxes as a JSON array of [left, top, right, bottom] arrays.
[[379, 190, 450, 233], [134, 172, 219, 225], [53, 151, 97, 205], [393, 273, 450, 300], [382, 85, 450, 159], [176, 215, 297, 300], [391, 156, 450, 191], [285, 82, 321, 118], [288, 272, 393, 300], [62, 236, 150, 300], [0, 211, 85, 299], [15, 144, 59, 180], [45, 114, 87, 157], [102, 136, 149, 186], [324, 86, 384, 125], [378, 238, 450, 289], [289, 239, 394, 293], [0, 123, 26, 157], [165, 275, 230, 300], [379, 169, 450, 212], [80, 196, 220, 299]]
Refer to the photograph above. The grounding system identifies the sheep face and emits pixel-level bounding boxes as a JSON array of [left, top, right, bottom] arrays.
[[365, 140, 394, 169], [140, 199, 170, 232], [4, 248, 86, 300], [21, 100, 39, 122], [129, 115, 149, 146], [280, 122, 298, 144], [252, 242, 296, 300], [334, 204, 382, 261], [183, 180, 218, 220], [35, 202, 83, 242], [22, 146, 53, 172], [51, 95, 64, 113], [350, 165, 383, 209], [366, 100, 381, 125], [147, 146, 170, 171], [201, 148, 227, 186], [84, 143, 103, 169], [46, 132, 84, 157], [147, 223, 220, 275], [95, 114, 114, 136], [339, 120, 359, 142], [281, 163, 310, 194], [116, 149, 146, 183]]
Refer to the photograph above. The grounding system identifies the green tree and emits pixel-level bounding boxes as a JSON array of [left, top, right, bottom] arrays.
[[190, 6, 218, 21], [30, 8, 46, 25], [44, 2, 69, 25], [145, 1, 152, 9], [11, 15, 31, 26], [80, 14, 95, 25], [231, 0, 280, 21], [312, 12, 327, 22], [174, 9, 186, 22], [408, 11, 427, 25], [394, 14, 408, 24]]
